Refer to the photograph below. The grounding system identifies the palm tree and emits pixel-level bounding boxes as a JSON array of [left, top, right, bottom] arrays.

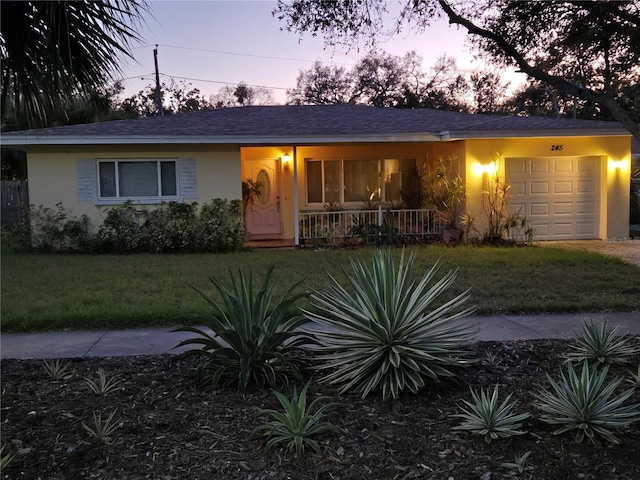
[[1, 0, 148, 129]]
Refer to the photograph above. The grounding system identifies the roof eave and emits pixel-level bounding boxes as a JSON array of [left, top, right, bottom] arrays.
[[0, 132, 445, 146], [442, 128, 631, 139]]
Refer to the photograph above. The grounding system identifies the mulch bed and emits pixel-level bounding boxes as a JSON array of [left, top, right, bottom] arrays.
[[2, 339, 640, 480]]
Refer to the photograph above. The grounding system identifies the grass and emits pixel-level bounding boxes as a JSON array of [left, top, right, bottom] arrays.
[[2, 245, 640, 332]]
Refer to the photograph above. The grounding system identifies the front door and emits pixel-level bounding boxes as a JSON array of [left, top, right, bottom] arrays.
[[244, 158, 282, 237]]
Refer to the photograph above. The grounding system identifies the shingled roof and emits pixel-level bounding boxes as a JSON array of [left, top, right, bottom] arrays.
[[1, 104, 629, 146]]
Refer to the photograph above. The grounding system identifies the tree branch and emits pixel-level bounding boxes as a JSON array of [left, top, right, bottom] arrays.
[[436, 0, 639, 141]]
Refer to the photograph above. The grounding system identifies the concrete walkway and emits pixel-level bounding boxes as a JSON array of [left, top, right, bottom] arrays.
[[1, 312, 639, 360]]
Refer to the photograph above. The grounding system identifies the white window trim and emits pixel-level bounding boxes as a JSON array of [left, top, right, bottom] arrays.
[[96, 158, 180, 205]]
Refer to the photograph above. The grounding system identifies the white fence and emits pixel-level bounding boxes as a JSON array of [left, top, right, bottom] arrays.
[[299, 208, 440, 243]]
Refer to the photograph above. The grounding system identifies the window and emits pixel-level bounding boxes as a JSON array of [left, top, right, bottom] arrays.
[[98, 159, 177, 199], [306, 158, 415, 205]]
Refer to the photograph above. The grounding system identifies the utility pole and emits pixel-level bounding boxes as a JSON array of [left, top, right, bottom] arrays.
[[154, 45, 164, 116]]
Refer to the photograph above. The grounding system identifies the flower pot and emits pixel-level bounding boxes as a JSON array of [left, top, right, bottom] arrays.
[[443, 227, 463, 244]]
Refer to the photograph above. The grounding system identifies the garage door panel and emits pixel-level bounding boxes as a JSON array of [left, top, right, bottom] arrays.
[[554, 181, 573, 194], [555, 160, 574, 173], [553, 223, 573, 236], [506, 156, 600, 240], [530, 203, 550, 216], [506, 160, 527, 174], [577, 201, 596, 214], [577, 222, 597, 235], [554, 203, 572, 215], [578, 180, 596, 193], [511, 181, 526, 195], [578, 158, 597, 172], [531, 159, 551, 173], [531, 182, 550, 194]]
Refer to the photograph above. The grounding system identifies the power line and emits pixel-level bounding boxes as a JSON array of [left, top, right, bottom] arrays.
[[159, 73, 290, 91], [138, 43, 356, 66]]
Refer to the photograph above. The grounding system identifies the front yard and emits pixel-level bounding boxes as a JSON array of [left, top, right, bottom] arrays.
[[2, 244, 640, 332]]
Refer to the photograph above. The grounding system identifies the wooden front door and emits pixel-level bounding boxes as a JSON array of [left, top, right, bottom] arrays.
[[245, 158, 282, 237]]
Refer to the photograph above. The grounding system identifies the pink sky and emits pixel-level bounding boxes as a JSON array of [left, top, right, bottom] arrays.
[[118, 0, 521, 103]]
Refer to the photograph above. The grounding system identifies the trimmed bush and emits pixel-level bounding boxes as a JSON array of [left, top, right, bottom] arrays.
[[18, 199, 246, 254]]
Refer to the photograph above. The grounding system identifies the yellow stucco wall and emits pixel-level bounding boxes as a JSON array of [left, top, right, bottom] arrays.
[[26, 134, 630, 241], [27, 144, 241, 232], [463, 135, 631, 239]]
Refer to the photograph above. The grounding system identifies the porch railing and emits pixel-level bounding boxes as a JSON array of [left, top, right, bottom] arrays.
[[299, 207, 440, 244]]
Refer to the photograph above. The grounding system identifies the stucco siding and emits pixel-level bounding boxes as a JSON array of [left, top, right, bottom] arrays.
[[464, 136, 631, 240], [27, 145, 242, 231]]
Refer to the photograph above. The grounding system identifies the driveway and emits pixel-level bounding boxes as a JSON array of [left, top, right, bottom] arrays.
[[540, 239, 640, 267]]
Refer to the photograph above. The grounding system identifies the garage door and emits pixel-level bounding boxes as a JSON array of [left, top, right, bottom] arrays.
[[506, 156, 601, 240]]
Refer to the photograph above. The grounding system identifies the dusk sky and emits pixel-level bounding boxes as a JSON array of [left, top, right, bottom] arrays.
[[117, 0, 509, 103]]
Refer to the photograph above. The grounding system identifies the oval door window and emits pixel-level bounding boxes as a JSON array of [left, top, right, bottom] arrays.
[[256, 170, 270, 205]]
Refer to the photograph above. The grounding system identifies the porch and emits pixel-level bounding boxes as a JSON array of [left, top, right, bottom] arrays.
[[298, 208, 440, 245]]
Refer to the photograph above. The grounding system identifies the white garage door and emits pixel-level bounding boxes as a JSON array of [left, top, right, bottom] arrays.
[[506, 156, 601, 240]]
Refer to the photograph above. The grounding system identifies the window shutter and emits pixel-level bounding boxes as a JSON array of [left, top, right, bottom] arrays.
[[77, 159, 97, 201], [179, 157, 197, 199]]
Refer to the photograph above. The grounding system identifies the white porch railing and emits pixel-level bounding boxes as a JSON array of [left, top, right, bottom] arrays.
[[299, 207, 440, 244]]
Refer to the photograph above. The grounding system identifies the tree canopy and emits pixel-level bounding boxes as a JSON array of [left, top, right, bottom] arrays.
[[275, 0, 640, 140], [287, 51, 505, 113], [1, 0, 148, 129]]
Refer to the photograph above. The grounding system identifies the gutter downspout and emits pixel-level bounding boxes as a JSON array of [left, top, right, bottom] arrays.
[[293, 146, 299, 246]]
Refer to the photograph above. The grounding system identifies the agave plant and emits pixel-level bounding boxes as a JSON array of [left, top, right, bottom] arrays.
[[452, 385, 530, 443], [303, 248, 476, 400], [252, 382, 338, 457], [567, 320, 640, 365], [174, 264, 312, 391], [534, 361, 640, 445]]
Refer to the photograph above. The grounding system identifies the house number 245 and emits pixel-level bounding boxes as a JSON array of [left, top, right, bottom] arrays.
[[551, 145, 564, 151]]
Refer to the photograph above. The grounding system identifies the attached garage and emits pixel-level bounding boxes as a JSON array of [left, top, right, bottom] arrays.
[[1, 105, 632, 242], [507, 157, 601, 240]]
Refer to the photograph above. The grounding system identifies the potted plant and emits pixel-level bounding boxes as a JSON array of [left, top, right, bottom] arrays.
[[424, 156, 466, 243]]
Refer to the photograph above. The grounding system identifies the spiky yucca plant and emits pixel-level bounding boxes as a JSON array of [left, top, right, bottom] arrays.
[[303, 249, 476, 400], [567, 320, 640, 365], [252, 382, 338, 457], [453, 385, 530, 443], [534, 361, 640, 445], [174, 264, 312, 391]]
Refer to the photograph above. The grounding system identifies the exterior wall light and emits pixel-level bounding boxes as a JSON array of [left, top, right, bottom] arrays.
[[473, 161, 497, 176], [282, 153, 291, 171], [608, 159, 627, 170]]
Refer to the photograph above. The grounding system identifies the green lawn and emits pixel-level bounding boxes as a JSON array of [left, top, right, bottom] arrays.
[[2, 245, 639, 332]]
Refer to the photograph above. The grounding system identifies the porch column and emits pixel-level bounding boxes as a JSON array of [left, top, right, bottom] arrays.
[[293, 146, 299, 246]]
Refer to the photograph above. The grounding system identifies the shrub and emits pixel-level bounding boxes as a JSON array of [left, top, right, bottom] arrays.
[[142, 201, 199, 253], [534, 361, 640, 445], [13, 203, 91, 253], [304, 248, 476, 400], [452, 385, 530, 443], [95, 198, 245, 254], [198, 198, 245, 252], [95, 200, 145, 253], [252, 382, 338, 456], [174, 264, 313, 391]]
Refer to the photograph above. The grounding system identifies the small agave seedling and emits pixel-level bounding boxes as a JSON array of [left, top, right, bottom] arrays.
[[252, 382, 339, 457], [83, 369, 122, 396], [626, 365, 640, 389], [42, 359, 72, 380], [81, 410, 121, 444], [453, 385, 530, 443], [500, 451, 533, 474]]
